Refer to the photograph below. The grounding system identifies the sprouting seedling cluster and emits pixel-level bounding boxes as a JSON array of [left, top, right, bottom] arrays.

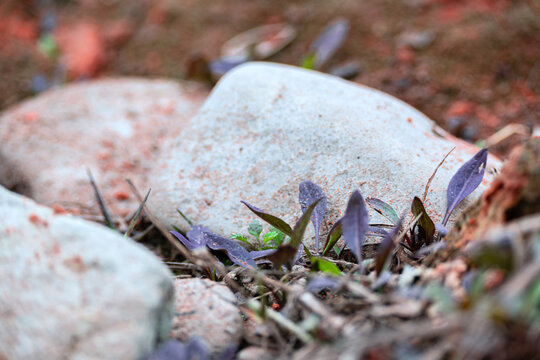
[[170, 148, 489, 274], [231, 221, 286, 251]]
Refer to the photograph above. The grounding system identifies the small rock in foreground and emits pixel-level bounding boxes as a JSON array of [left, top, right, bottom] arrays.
[[170, 278, 243, 355]]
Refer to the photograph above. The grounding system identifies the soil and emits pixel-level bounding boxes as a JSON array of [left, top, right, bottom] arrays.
[[1, 0, 539, 158]]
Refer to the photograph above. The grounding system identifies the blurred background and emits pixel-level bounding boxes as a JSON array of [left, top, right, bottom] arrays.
[[1, 0, 539, 157]]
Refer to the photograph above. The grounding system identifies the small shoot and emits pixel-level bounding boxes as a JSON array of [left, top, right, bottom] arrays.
[[299, 181, 327, 253], [241, 201, 293, 236], [307, 18, 349, 69], [322, 218, 343, 256], [442, 148, 488, 226], [366, 197, 400, 225], [411, 196, 435, 247], [248, 220, 263, 246], [342, 190, 370, 264], [311, 257, 342, 276], [268, 198, 323, 268]]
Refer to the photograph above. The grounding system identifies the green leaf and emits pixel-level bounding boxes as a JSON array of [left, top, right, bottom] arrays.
[[289, 198, 323, 248], [263, 228, 285, 246], [38, 34, 60, 59], [248, 220, 263, 240], [241, 201, 293, 236], [301, 52, 316, 69], [311, 257, 342, 276], [176, 208, 194, 227], [322, 218, 343, 256], [411, 197, 435, 244], [366, 197, 400, 225], [231, 233, 251, 245]]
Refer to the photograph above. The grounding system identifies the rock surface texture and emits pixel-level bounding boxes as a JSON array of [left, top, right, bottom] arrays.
[[0, 186, 175, 360], [0, 78, 207, 219], [148, 62, 500, 249], [170, 278, 243, 355]]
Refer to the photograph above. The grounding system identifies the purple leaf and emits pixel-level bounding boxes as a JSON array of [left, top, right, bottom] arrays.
[[203, 231, 257, 269], [306, 276, 340, 292], [186, 225, 210, 247], [209, 56, 249, 77], [241, 201, 293, 236], [366, 197, 400, 225], [411, 196, 435, 244], [322, 217, 343, 256], [290, 197, 323, 248], [367, 226, 389, 237], [442, 148, 488, 226], [311, 18, 349, 69], [186, 337, 209, 360], [436, 223, 449, 237], [374, 217, 404, 275], [144, 340, 188, 360], [250, 249, 277, 259], [217, 345, 238, 360], [294, 243, 304, 265], [415, 241, 447, 256], [267, 245, 299, 269], [342, 190, 369, 264], [170, 231, 203, 251], [299, 181, 327, 253]]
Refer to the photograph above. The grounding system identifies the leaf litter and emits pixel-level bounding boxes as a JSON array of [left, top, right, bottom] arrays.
[[131, 149, 539, 359]]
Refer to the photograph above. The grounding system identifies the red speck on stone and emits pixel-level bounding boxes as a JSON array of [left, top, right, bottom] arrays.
[[54, 21, 106, 79], [407, 118, 412, 123], [52, 243, 61, 255], [114, 189, 130, 201], [28, 213, 49, 227], [52, 203, 67, 215], [97, 151, 111, 160], [22, 111, 39, 123]]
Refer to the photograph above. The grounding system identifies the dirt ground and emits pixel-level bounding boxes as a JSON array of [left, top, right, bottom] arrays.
[[1, 0, 539, 157]]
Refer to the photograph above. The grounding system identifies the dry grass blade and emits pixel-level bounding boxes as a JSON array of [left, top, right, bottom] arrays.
[[124, 188, 151, 238], [423, 146, 455, 203], [87, 169, 115, 230], [125, 179, 193, 261]]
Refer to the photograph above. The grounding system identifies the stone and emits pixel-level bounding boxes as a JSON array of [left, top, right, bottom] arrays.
[[148, 62, 500, 250], [237, 346, 276, 360], [0, 186, 175, 360], [0, 78, 207, 220], [170, 278, 243, 355]]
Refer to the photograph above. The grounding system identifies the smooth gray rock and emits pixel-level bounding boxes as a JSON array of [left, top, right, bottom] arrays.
[[148, 62, 500, 250], [0, 186, 175, 360], [170, 278, 243, 355], [0, 78, 207, 219]]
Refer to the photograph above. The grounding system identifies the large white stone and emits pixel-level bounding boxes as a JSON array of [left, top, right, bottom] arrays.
[[0, 78, 207, 219], [148, 62, 499, 249], [0, 186, 175, 360]]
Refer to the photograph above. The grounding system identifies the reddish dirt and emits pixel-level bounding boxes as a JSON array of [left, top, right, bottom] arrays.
[[1, 0, 539, 158]]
